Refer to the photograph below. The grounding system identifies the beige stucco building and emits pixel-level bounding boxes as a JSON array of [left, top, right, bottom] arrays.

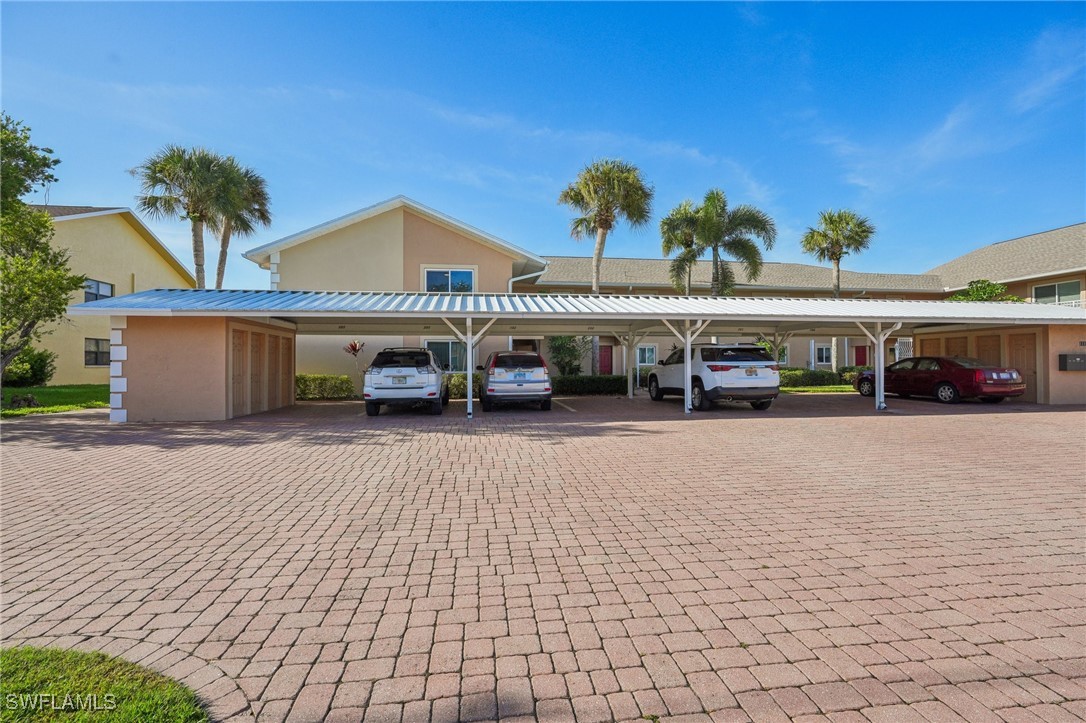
[[32, 206, 196, 385]]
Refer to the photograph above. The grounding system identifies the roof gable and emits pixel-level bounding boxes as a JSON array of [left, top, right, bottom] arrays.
[[925, 223, 1086, 290], [31, 205, 196, 287], [243, 196, 547, 275]]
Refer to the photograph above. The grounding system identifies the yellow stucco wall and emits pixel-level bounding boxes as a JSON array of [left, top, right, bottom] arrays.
[[1045, 325, 1086, 405], [276, 208, 405, 291], [402, 210, 514, 293], [38, 214, 195, 385]]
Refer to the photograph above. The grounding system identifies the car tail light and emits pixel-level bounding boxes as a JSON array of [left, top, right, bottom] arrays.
[[367, 367, 382, 376], [487, 357, 497, 376], [417, 365, 438, 374], [707, 365, 735, 372], [544, 386, 551, 392], [540, 357, 550, 377], [975, 370, 986, 384]]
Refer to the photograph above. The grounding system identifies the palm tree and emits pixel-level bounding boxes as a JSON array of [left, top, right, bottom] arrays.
[[212, 159, 271, 289], [800, 208, 876, 370], [696, 188, 777, 296], [558, 159, 653, 373], [660, 200, 699, 295], [133, 146, 227, 289]]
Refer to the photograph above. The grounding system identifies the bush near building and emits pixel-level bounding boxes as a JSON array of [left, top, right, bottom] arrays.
[[295, 374, 354, 400]]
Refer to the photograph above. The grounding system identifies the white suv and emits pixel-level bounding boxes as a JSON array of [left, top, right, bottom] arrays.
[[364, 347, 450, 417], [648, 343, 780, 411]]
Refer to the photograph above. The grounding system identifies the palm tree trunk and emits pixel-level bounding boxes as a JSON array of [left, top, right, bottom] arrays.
[[831, 258, 840, 371], [685, 266, 691, 296], [591, 227, 607, 375], [711, 246, 720, 295], [215, 218, 233, 290], [191, 219, 206, 289]]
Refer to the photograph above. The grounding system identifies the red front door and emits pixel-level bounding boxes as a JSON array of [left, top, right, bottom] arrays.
[[855, 346, 868, 366], [599, 345, 613, 375]]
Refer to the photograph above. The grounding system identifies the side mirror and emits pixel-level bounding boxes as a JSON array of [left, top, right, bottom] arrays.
[[475, 365, 484, 371]]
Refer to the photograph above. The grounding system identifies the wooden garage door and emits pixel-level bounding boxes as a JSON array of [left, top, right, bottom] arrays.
[[250, 333, 266, 414], [945, 337, 968, 357], [1009, 333, 1038, 403], [231, 329, 248, 416], [919, 338, 941, 357], [267, 335, 280, 410], [976, 335, 1001, 366]]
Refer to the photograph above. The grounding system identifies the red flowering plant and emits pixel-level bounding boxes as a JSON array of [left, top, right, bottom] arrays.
[[343, 340, 365, 389]]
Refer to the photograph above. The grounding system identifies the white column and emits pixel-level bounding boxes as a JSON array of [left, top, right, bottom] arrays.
[[109, 316, 128, 423], [626, 336, 635, 399], [684, 322, 693, 414], [809, 339, 816, 369], [465, 317, 474, 419], [874, 322, 886, 410]]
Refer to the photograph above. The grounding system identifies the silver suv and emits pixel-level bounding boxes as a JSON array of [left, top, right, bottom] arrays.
[[476, 351, 552, 411], [648, 343, 780, 411], [364, 347, 450, 416]]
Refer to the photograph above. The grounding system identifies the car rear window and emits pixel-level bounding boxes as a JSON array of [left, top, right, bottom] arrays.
[[372, 351, 431, 368], [494, 354, 543, 368], [700, 348, 773, 362], [946, 357, 989, 369]]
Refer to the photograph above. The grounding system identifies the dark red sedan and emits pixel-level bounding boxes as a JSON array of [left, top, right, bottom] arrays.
[[854, 356, 1025, 404]]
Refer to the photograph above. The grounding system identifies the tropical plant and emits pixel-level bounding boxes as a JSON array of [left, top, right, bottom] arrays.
[[0, 114, 86, 375], [947, 279, 1023, 302], [660, 200, 700, 294], [547, 335, 592, 376], [213, 159, 271, 289], [800, 208, 877, 370], [558, 159, 653, 373], [695, 189, 777, 296], [133, 145, 228, 289], [343, 339, 366, 388]]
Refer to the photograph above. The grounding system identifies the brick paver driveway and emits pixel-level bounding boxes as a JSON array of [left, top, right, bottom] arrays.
[[2, 395, 1085, 722]]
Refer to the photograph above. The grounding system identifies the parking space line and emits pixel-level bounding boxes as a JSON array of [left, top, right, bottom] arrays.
[[553, 399, 577, 412]]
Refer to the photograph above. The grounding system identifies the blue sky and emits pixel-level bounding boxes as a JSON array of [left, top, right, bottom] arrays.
[[3, 2, 1083, 290]]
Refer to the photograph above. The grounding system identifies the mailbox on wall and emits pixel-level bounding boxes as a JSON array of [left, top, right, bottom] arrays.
[[1058, 353, 1086, 371]]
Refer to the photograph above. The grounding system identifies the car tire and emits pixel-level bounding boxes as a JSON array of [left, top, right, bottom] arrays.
[[540, 398, 552, 411], [365, 402, 380, 417], [935, 382, 960, 404], [980, 396, 1005, 404], [750, 400, 772, 411], [441, 386, 450, 406], [857, 379, 875, 397], [430, 400, 443, 415], [691, 379, 710, 411], [481, 397, 493, 412], [648, 376, 664, 401]]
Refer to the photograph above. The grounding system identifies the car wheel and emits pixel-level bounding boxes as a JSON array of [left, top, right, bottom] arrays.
[[648, 376, 664, 401], [481, 397, 493, 412], [441, 386, 450, 406], [540, 398, 552, 411], [430, 400, 443, 415], [980, 396, 1005, 404], [691, 379, 710, 411], [365, 402, 380, 417], [857, 379, 875, 397], [750, 400, 772, 411], [935, 382, 960, 404]]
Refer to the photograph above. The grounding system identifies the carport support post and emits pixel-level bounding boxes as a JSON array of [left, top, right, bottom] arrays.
[[855, 321, 902, 411], [465, 317, 474, 419]]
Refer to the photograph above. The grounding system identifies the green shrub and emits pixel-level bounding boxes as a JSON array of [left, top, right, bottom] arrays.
[[2, 346, 57, 387], [551, 375, 628, 395], [837, 365, 873, 384], [295, 374, 355, 400], [445, 372, 484, 399], [547, 336, 592, 376], [779, 369, 841, 388]]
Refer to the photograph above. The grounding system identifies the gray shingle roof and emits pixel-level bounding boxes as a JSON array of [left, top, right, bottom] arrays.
[[28, 204, 125, 218], [925, 223, 1086, 290], [537, 256, 945, 293]]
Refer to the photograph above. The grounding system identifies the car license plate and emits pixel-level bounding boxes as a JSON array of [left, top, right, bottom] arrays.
[[392, 377, 407, 385], [514, 372, 527, 380], [746, 368, 758, 376]]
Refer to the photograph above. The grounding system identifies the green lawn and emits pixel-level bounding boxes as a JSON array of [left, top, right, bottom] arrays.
[[0, 384, 109, 418], [781, 385, 856, 394], [0, 647, 208, 722]]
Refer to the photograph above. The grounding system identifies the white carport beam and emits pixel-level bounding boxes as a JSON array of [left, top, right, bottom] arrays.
[[612, 328, 651, 399], [441, 316, 497, 348], [855, 321, 902, 411], [662, 319, 708, 414], [442, 316, 499, 419]]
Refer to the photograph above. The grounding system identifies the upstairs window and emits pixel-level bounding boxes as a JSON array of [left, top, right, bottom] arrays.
[[85, 279, 114, 303], [426, 269, 474, 293], [1033, 281, 1081, 306]]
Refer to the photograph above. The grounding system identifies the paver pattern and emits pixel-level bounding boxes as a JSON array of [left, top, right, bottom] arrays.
[[2, 395, 1085, 722]]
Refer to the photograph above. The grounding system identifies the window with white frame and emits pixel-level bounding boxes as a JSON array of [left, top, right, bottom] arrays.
[[636, 345, 657, 366], [815, 344, 832, 365], [425, 269, 474, 293], [1033, 281, 1081, 306], [424, 340, 467, 372], [778, 344, 790, 366], [84, 279, 113, 303]]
